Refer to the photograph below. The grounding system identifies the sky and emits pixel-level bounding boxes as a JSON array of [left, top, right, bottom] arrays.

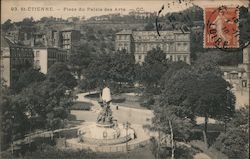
[[1, 0, 249, 23]]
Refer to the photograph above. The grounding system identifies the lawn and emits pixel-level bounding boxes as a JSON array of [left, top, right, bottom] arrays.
[[70, 101, 93, 111], [85, 92, 146, 110], [112, 93, 146, 110]]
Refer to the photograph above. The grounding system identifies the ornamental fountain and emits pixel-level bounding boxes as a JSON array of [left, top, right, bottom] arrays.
[[76, 86, 136, 146]]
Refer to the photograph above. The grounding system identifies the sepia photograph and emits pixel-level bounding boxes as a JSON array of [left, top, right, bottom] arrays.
[[0, 0, 249, 159]]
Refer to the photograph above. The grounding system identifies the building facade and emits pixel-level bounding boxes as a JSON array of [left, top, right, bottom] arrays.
[[60, 30, 80, 50], [27, 29, 80, 51], [33, 47, 68, 74], [115, 30, 190, 64], [1, 36, 34, 87], [221, 45, 250, 108]]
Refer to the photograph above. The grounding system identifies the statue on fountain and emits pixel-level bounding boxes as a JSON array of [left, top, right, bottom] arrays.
[[96, 86, 114, 126]]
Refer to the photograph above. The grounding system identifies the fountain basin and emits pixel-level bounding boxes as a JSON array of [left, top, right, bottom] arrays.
[[77, 123, 135, 145]]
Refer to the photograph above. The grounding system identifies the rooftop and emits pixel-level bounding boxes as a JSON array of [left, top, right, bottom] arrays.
[[60, 29, 80, 32], [116, 30, 133, 35], [220, 66, 245, 72], [116, 30, 190, 35], [1, 36, 15, 47]]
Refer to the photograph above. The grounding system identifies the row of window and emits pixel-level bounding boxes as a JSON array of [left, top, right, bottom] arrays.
[[117, 47, 129, 52], [175, 34, 189, 41], [62, 33, 72, 39], [176, 43, 189, 52], [11, 58, 33, 65], [35, 50, 67, 60], [134, 43, 172, 52], [63, 45, 71, 49], [11, 51, 33, 58], [118, 42, 189, 52], [136, 54, 189, 63], [117, 35, 130, 40], [134, 35, 175, 41], [166, 54, 188, 62], [62, 40, 72, 44], [118, 43, 129, 47], [10, 47, 32, 52]]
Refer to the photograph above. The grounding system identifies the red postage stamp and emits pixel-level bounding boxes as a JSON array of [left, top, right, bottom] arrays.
[[204, 6, 240, 48]]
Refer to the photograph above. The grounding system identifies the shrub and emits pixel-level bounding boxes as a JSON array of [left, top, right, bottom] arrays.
[[67, 114, 77, 121], [213, 129, 248, 159], [58, 129, 78, 139], [140, 97, 155, 109]]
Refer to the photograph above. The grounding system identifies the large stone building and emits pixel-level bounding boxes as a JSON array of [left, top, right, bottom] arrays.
[[221, 45, 250, 108], [60, 29, 80, 50], [115, 30, 190, 64], [1, 36, 34, 87], [33, 47, 68, 74], [31, 29, 80, 51]]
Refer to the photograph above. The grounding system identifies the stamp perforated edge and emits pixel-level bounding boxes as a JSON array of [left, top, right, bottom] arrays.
[[203, 6, 240, 49]]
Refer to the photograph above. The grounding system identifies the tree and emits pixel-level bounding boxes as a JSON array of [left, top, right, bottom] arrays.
[[0, 87, 14, 150], [191, 55, 235, 146], [144, 21, 155, 31], [152, 103, 194, 159], [47, 62, 77, 89], [86, 51, 135, 92], [86, 53, 111, 89], [2, 19, 13, 31], [12, 68, 46, 93], [139, 47, 169, 95], [18, 79, 74, 131], [21, 17, 34, 26], [68, 44, 93, 80], [159, 56, 235, 148], [213, 107, 249, 159], [108, 50, 135, 91], [0, 87, 32, 151]]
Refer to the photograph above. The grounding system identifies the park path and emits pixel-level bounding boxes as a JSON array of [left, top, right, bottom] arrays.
[[193, 153, 212, 159]]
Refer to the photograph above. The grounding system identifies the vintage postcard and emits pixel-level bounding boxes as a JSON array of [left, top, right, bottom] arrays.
[[1, 0, 249, 159]]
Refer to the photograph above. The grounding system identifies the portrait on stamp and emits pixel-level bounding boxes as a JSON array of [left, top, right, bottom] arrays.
[[204, 6, 240, 48]]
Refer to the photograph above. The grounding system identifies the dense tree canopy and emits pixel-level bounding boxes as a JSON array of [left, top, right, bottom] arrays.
[[213, 107, 249, 159], [86, 50, 135, 92], [156, 55, 235, 148], [138, 47, 169, 95], [47, 62, 77, 89], [12, 68, 46, 93], [68, 44, 93, 79], [1, 62, 76, 151]]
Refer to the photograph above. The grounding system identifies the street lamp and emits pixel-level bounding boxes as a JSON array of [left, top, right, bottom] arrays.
[[11, 115, 15, 156]]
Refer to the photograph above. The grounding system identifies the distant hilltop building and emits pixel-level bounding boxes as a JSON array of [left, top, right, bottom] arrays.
[[221, 45, 250, 108], [128, 8, 157, 19], [115, 30, 190, 64], [128, 11, 157, 19]]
